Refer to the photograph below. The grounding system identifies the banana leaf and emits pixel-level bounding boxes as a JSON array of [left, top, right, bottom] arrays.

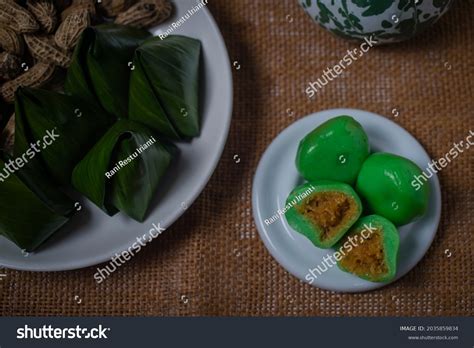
[[72, 119, 173, 222], [65, 24, 151, 119], [0, 158, 75, 251], [14, 87, 115, 186], [129, 35, 201, 139]]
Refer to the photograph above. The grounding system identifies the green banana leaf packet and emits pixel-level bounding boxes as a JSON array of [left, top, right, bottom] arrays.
[[129, 35, 201, 140], [65, 24, 151, 119], [0, 26, 202, 251], [72, 120, 174, 222]]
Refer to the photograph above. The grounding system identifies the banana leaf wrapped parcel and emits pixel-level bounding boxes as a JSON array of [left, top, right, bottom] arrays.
[[72, 120, 173, 222], [65, 24, 151, 119], [14, 87, 115, 186], [0, 158, 75, 251], [129, 35, 201, 140]]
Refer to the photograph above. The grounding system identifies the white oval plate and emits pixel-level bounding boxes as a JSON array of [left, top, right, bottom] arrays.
[[252, 109, 441, 292], [0, 0, 233, 271]]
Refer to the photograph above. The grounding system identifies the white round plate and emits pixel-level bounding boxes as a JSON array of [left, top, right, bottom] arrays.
[[252, 109, 441, 292], [0, 1, 233, 271]]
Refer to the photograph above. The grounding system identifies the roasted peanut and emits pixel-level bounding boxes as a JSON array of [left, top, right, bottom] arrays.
[[24, 34, 72, 68], [27, 0, 58, 33], [0, 26, 24, 55], [115, 0, 172, 29], [54, 9, 90, 50], [1, 62, 55, 103], [0, 1, 39, 33]]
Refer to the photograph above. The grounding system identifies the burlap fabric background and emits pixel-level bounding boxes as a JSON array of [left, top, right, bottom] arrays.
[[1, 0, 473, 316]]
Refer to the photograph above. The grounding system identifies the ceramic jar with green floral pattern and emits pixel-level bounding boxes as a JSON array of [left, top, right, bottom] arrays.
[[299, 0, 453, 44]]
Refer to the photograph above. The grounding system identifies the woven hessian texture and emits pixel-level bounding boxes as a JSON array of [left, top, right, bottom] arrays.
[[0, 0, 473, 316]]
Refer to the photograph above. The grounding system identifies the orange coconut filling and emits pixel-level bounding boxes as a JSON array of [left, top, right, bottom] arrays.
[[339, 229, 388, 278], [296, 191, 358, 241]]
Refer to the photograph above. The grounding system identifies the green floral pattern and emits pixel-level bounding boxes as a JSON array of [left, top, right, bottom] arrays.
[[300, 0, 453, 43]]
